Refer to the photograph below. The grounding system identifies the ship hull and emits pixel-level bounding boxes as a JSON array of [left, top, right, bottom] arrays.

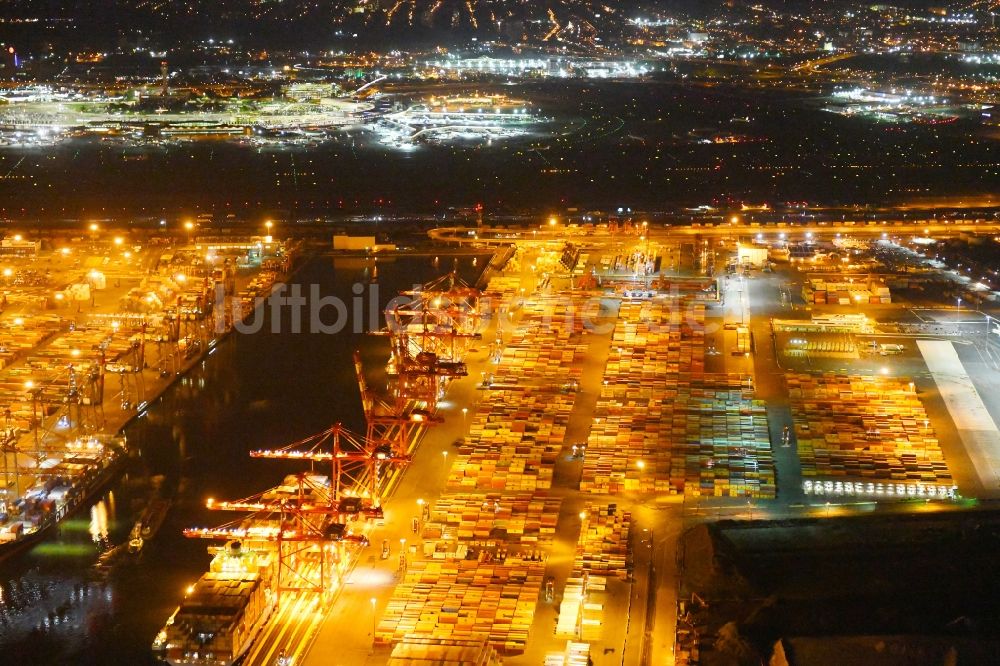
[[160, 592, 276, 666], [139, 499, 171, 540], [0, 448, 127, 563]]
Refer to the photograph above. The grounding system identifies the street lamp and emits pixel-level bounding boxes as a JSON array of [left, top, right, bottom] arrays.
[[370, 597, 377, 640], [24, 380, 41, 462], [0, 430, 20, 510], [636, 460, 645, 471], [461, 407, 468, 426], [184, 220, 194, 245], [956, 297, 962, 334]]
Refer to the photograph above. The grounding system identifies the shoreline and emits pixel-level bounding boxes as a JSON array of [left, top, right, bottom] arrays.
[[0, 243, 306, 565], [109, 249, 310, 440]]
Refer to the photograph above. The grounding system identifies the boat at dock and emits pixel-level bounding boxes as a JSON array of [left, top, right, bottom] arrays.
[[127, 522, 144, 554], [152, 540, 277, 666], [152, 438, 379, 666], [140, 497, 172, 540], [0, 435, 127, 562], [127, 483, 173, 555]]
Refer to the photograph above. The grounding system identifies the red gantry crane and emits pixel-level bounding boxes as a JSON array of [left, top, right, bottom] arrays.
[[377, 272, 481, 408], [354, 350, 441, 467], [249, 423, 409, 508], [186, 473, 369, 597], [185, 424, 408, 597]]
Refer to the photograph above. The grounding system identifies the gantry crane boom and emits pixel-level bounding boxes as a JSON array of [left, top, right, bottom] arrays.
[[183, 526, 369, 545], [247, 422, 412, 507], [205, 498, 383, 518]]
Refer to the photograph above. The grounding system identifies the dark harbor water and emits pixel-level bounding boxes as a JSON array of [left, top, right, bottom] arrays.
[[0, 252, 484, 665]]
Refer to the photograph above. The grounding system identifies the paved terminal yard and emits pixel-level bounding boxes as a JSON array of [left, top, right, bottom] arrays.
[[291, 221, 1000, 666], [0, 221, 996, 663]]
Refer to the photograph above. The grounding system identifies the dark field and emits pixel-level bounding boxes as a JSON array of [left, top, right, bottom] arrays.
[[2, 80, 999, 220], [679, 512, 1000, 665]]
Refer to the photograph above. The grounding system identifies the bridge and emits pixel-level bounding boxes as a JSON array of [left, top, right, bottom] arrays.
[[429, 220, 1000, 246], [791, 51, 856, 72]]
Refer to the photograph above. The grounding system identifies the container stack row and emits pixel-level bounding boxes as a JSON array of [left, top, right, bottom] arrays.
[[450, 292, 585, 492], [581, 300, 774, 498], [448, 389, 568, 492], [573, 504, 630, 580], [380, 283, 590, 655], [0, 317, 144, 429], [545, 641, 591, 666], [387, 636, 503, 666], [555, 576, 606, 641], [500, 295, 586, 385], [672, 389, 774, 498], [500, 339, 584, 385], [787, 373, 952, 485], [801, 277, 892, 305], [375, 557, 545, 654], [0, 314, 62, 368], [422, 492, 562, 551]]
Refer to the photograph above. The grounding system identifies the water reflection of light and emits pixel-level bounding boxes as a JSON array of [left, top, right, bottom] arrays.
[[56, 517, 94, 533], [89, 500, 108, 543], [32, 542, 97, 556]]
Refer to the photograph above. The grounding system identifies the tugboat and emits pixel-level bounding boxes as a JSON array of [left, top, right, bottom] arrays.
[[127, 521, 144, 554]]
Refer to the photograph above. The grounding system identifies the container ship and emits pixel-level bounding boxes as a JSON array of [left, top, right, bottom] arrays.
[[152, 540, 276, 666], [0, 435, 127, 561], [153, 470, 377, 666]]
